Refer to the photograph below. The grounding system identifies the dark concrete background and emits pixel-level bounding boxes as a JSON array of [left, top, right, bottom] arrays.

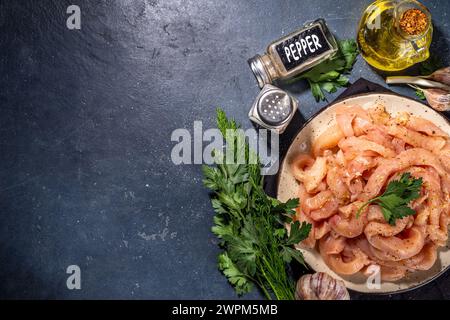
[[0, 0, 449, 299]]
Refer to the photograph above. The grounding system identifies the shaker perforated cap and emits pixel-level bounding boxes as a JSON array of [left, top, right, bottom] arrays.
[[248, 84, 297, 134], [256, 89, 293, 126]]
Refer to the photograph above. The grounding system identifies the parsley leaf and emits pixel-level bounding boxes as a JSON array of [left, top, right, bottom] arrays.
[[415, 89, 426, 100], [286, 221, 312, 246], [218, 252, 253, 295], [297, 39, 359, 101], [309, 80, 326, 101], [357, 172, 423, 225], [281, 246, 307, 267]]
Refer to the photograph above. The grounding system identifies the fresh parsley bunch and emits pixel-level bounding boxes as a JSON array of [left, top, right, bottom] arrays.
[[295, 39, 359, 101], [202, 109, 311, 300]]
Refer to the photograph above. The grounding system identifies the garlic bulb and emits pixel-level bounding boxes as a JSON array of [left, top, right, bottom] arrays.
[[429, 67, 450, 86], [295, 272, 350, 300], [423, 88, 450, 111]]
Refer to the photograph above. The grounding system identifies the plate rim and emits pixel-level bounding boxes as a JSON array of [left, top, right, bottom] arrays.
[[276, 92, 450, 295]]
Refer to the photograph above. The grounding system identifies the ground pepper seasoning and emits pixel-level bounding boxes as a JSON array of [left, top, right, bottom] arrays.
[[399, 8, 428, 35]]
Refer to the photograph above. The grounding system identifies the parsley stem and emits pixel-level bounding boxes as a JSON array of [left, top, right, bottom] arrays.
[[256, 274, 272, 300], [261, 255, 294, 300], [260, 264, 279, 300], [356, 197, 380, 218]]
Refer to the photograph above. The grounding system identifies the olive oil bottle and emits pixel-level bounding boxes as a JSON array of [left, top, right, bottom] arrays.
[[357, 0, 432, 71]]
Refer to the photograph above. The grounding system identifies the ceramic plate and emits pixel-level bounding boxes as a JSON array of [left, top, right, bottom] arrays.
[[277, 93, 450, 294]]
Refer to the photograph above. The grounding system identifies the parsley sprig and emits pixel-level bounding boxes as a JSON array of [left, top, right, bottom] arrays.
[[356, 173, 423, 225], [414, 55, 443, 100], [294, 39, 359, 101], [415, 89, 426, 100], [203, 109, 311, 300]]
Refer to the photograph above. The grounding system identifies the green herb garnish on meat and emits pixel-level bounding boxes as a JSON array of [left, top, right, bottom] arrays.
[[356, 172, 423, 225], [202, 109, 311, 300]]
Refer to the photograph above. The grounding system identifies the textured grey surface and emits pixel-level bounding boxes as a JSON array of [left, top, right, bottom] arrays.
[[0, 0, 449, 299]]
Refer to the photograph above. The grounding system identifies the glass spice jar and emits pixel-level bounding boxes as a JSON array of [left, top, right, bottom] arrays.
[[248, 19, 339, 88]]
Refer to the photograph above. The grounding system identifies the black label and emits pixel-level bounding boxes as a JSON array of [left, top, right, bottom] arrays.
[[275, 25, 331, 71]]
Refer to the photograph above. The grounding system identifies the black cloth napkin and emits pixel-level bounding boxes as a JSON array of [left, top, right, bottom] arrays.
[[264, 78, 450, 300]]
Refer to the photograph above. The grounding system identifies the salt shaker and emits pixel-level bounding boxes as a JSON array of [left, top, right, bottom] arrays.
[[248, 84, 298, 134]]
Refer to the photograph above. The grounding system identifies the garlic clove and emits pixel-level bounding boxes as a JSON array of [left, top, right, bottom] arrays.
[[429, 67, 450, 86], [423, 88, 450, 112], [295, 272, 350, 300]]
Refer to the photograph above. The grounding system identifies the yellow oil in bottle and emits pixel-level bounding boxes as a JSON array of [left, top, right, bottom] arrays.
[[357, 0, 432, 72]]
